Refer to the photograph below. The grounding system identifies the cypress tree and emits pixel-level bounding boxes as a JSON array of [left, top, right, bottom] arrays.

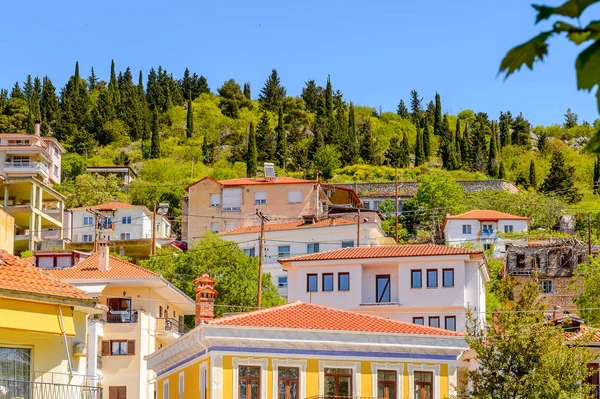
[[342, 102, 359, 165], [138, 70, 150, 140], [593, 155, 600, 193], [499, 111, 511, 147], [301, 80, 320, 113], [487, 131, 498, 177], [498, 160, 506, 179], [414, 127, 424, 167], [529, 159, 537, 190], [461, 123, 471, 169], [425, 100, 435, 127], [246, 122, 258, 177], [243, 82, 251, 100], [409, 89, 422, 126], [400, 132, 410, 168], [471, 113, 490, 173], [276, 104, 287, 168], [73, 62, 80, 94], [186, 99, 194, 139], [396, 99, 410, 119], [433, 92, 443, 136], [386, 135, 405, 167], [108, 59, 121, 108], [150, 109, 161, 159], [324, 75, 333, 119], [182, 68, 192, 100], [455, 118, 462, 166], [360, 121, 375, 164], [422, 123, 431, 158], [540, 150, 582, 203], [440, 115, 459, 170]]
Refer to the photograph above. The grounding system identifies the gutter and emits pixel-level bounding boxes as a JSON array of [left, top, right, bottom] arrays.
[[0, 289, 98, 309]]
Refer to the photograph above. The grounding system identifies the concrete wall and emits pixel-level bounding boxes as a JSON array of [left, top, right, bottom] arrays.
[[0, 208, 14, 254]]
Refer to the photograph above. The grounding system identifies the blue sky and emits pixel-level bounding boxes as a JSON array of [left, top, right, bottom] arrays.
[[0, 0, 597, 126]]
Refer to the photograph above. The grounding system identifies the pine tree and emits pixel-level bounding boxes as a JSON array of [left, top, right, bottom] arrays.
[[540, 150, 582, 203], [487, 131, 498, 177], [433, 92, 443, 136], [512, 112, 531, 146], [276, 104, 287, 168], [414, 127, 424, 167], [10, 82, 25, 100], [400, 132, 410, 168], [243, 82, 251, 100], [256, 111, 276, 161], [246, 122, 258, 177], [88, 68, 98, 90], [409, 89, 422, 126], [529, 159, 537, 190], [301, 80, 320, 113], [342, 102, 359, 165], [258, 69, 286, 112], [564, 108, 578, 129], [23, 75, 34, 101], [360, 121, 375, 164], [397, 99, 410, 119], [498, 160, 506, 179], [422, 123, 431, 158], [186, 99, 194, 139], [150, 109, 161, 159]]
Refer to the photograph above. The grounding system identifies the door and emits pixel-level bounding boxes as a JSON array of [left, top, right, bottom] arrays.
[[377, 370, 397, 399], [324, 368, 352, 398], [109, 386, 127, 399], [278, 367, 299, 399], [414, 371, 433, 399]]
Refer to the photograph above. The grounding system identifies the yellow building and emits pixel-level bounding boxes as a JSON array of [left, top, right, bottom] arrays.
[[0, 208, 15, 253], [147, 277, 469, 399], [44, 241, 195, 399], [0, 248, 103, 398]]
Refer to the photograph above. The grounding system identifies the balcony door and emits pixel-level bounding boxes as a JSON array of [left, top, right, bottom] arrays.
[[376, 275, 391, 303], [377, 370, 397, 399], [107, 298, 132, 322], [324, 368, 352, 398], [278, 367, 299, 399], [414, 371, 433, 399], [239, 366, 260, 399], [0, 347, 31, 398]]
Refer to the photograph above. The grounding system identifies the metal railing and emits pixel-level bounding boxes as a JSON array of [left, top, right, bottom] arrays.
[[5, 161, 49, 173], [156, 318, 189, 335], [0, 379, 102, 399], [106, 310, 138, 323]]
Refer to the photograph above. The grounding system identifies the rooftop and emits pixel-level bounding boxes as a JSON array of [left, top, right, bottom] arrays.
[[219, 217, 357, 235], [335, 180, 519, 197], [185, 176, 316, 191], [0, 249, 94, 301], [445, 210, 531, 221], [44, 253, 159, 281], [208, 301, 463, 336], [69, 202, 146, 212], [280, 244, 481, 262]]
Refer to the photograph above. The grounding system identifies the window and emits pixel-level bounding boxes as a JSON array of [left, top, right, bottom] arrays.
[[363, 201, 371, 209], [482, 224, 494, 234], [211, 222, 219, 233], [428, 316, 440, 328], [222, 188, 242, 211], [462, 224, 472, 234], [376, 275, 391, 303], [0, 347, 31, 388], [83, 216, 93, 225], [102, 340, 135, 356], [54, 165, 59, 177], [516, 254, 525, 267], [82, 234, 93, 242], [225, 222, 238, 231], [179, 372, 184, 398], [338, 273, 350, 291], [414, 371, 433, 399], [239, 366, 260, 399], [287, 190, 302, 204], [442, 269, 454, 287], [254, 191, 267, 205], [483, 243, 492, 251], [377, 370, 397, 399], [427, 269, 438, 288], [413, 317, 424, 325], [307, 243, 320, 253], [163, 380, 170, 399], [341, 240, 354, 248], [278, 246, 290, 257], [210, 193, 221, 207], [110, 340, 128, 356], [374, 200, 382, 210], [307, 274, 318, 292], [324, 368, 352, 397], [243, 248, 256, 257], [411, 270, 422, 288], [278, 276, 288, 288], [278, 367, 299, 399], [445, 316, 456, 331], [322, 273, 334, 292], [504, 225, 514, 233], [539, 280, 553, 294], [122, 216, 132, 225], [108, 387, 127, 399], [120, 233, 131, 240]]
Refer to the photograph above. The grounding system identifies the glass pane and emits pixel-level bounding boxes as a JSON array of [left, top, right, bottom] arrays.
[[376, 276, 391, 302], [323, 275, 333, 291], [427, 270, 437, 287], [339, 274, 349, 290], [388, 384, 396, 399], [324, 376, 335, 396], [325, 368, 351, 375], [0, 348, 31, 380], [338, 376, 351, 396], [240, 380, 247, 399], [429, 317, 440, 328], [290, 381, 297, 399], [446, 317, 456, 331], [424, 384, 432, 399], [378, 383, 385, 398], [250, 381, 259, 399], [443, 270, 453, 286], [308, 275, 317, 291], [412, 271, 421, 288], [378, 370, 396, 381]]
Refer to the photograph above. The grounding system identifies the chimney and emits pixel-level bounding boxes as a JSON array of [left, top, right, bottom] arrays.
[[194, 274, 218, 326], [34, 120, 41, 137], [552, 305, 563, 321], [446, 209, 451, 218], [97, 240, 110, 271], [330, 217, 336, 226]]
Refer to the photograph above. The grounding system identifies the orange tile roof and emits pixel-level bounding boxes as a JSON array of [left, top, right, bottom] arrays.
[[69, 202, 147, 212], [445, 210, 530, 221], [220, 218, 357, 235], [280, 244, 481, 262], [45, 254, 159, 281], [185, 176, 316, 191], [0, 249, 94, 301], [209, 301, 462, 336]]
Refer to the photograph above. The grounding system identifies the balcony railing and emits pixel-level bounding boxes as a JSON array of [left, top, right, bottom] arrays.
[[106, 310, 138, 323], [156, 317, 189, 335], [5, 161, 49, 173], [0, 379, 102, 399]]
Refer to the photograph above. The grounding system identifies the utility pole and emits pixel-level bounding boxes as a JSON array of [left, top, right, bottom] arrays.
[[256, 210, 270, 308], [588, 214, 592, 258], [93, 210, 99, 252], [395, 167, 399, 244], [357, 207, 361, 247], [151, 204, 157, 256]]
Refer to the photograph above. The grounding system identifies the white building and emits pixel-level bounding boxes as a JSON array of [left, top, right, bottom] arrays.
[[443, 210, 530, 253], [279, 244, 488, 332], [220, 215, 393, 297], [65, 202, 174, 262]]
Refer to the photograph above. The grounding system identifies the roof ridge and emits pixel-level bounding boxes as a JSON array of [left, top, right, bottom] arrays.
[[210, 301, 304, 323]]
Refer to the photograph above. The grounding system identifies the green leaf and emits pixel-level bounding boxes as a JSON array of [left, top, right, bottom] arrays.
[[568, 31, 593, 44], [586, 125, 600, 153], [499, 31, 554, 78], [575, 40, 600, 95], [533, 0, 599, 23]]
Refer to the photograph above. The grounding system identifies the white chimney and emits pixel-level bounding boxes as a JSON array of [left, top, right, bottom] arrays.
[[34, 120, 41, 137], [98, 240, 110, 271]]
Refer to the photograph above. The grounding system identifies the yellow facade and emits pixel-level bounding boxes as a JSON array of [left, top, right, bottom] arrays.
[[157, 354, 453, 399], [0, 209, 14, 254]]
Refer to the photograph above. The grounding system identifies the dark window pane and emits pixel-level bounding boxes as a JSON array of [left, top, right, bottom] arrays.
[[413, 317, 424, 325], [323, 274, 333, 291], [429, 317, 440, 328], [427, 270, 438, 288], [376, 275, 391, 303], [445, 316, 456, 331], [339, 273, 350, 291], [411, 270, 422, 288], [307, 274, 318, 292], [443, 269, 454, 287]]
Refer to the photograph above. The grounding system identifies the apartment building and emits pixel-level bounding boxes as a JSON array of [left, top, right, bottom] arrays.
[[280, 245, 488, 332], [220, 214, 392, 297], [43, 241, 195, 399], [0, 122, 65, 253], [65, 202, 173, 262]]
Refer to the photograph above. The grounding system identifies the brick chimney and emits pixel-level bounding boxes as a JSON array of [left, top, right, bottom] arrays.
[[97, 240, 110, 271], [194, 274, 218, 326], [552, 305, 563, 321], [34, 120, 41, 137]]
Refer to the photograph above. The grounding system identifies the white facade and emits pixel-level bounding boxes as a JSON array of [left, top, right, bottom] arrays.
[[281, 253, 488, 332], [444, 218, 529, 254], [220, 219, 392, 297]]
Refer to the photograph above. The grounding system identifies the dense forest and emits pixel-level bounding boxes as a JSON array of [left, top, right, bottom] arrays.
[[1, 61, 599, 237]]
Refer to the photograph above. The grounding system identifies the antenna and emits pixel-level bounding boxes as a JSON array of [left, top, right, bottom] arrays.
[[264, 162, 275, 179]]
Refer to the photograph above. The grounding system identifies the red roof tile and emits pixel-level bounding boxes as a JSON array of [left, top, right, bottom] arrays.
[[220, 218, 357, 235], [45, 254, 159, 280], [209, 301, 462, 336], [185, 176, 316, 191], [445, 210, 530, 221], [280, 244, 481, 262], [69, 202, 147, 212], [0, 250, 94, 301]]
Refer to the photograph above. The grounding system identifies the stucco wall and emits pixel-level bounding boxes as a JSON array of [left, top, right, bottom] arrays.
[[0, 209, 14, 253]]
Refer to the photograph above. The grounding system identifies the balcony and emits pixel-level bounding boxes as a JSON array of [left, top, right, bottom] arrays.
[[4, 161, 49, 177], [0, 379, 101, 399], [156, 318, 189, 342], [106, 310, 138, 323], [481, 229, 495, 237]]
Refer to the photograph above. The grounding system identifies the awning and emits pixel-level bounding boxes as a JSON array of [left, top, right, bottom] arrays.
[[0, 298, 76, 336], [75, 283, 108, 296]]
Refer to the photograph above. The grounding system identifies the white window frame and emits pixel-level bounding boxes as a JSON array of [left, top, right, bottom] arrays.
[[83, 216, 93, 225], [209, 193, 221, 207], [163, 379, 170, 399], [178, 371, 184, 398], [222, 188, 242, 211], [408, 364, 441, 399], [318, 360, 360, 397], [272, 359, 307, 399], [278, 245, 291, 257], [462, 224, 471, 235], [232, 357, 268, 399], [287, 190, 302, 204], [371, 362, 404, 399], [199, 362, 207, 399], [254, 191, 267, 205], [120, 233, 131, 240], [504, 225, 514, 233], [122, 216, 132, 225], [82, 234, 93, 242]]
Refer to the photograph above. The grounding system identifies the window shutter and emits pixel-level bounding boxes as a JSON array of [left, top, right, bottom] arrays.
[[127, 340, 135, 355], [109, 387, 118, 399], [101, 341, 110, 356], [118, 387, 127, 399]]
